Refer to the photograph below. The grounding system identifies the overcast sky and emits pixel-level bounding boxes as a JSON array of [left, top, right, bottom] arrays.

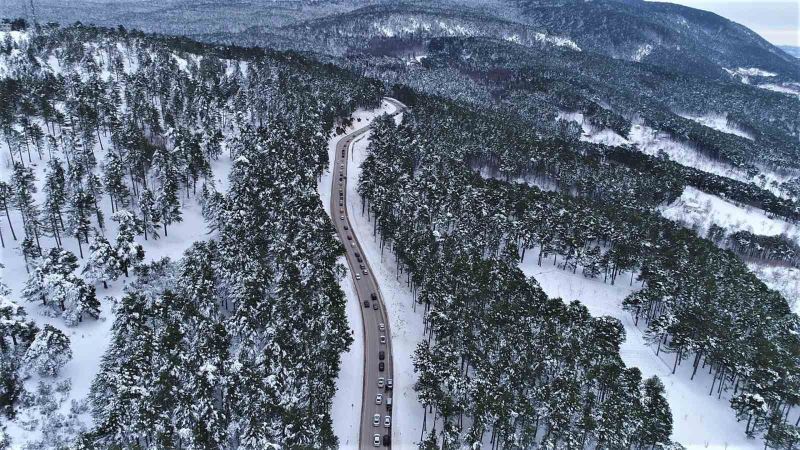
[[657, 1, 799, 46]]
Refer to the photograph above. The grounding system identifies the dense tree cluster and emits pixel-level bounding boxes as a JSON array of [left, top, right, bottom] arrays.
[[706, 227, 800, 267], [359, 114, 677, 448], [359, 100, 800, 447]]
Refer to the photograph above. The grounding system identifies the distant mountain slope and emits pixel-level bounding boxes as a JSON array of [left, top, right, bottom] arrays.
[[6, 0, 798, 81], [509, 0, 799, 80], [780, 45, 800, 58]]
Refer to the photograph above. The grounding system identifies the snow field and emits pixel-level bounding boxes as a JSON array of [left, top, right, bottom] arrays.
[[660, 186, 799, 243]]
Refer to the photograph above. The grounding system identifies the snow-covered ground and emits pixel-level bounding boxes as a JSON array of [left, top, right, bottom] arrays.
[[329, 269, 364, 449], [678, 113, 753, 140], [519, 256, 762, 449], [660, 186, 798, 241], [757, 83, 800, 98], [322, 99, 429, 448], [748, 263, 800, 315]]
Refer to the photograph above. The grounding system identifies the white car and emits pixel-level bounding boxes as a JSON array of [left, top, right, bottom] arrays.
[[378, 323, 385, 332], [356, 274, 361, 280], [340, 216, 345, 220], [384, 416, 391, 428], [380, 335, 386, 345], [376, 394, 383, 405], [373, 434, 380, 447], [378, 377, 385, 388], [386, 378, 393, 390], [373, 414, 380, 427]]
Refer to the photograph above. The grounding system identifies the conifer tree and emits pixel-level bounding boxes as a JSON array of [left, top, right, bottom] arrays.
[[138, 187, 160, 240], [22, 324, 72, 377], [111, 210, 144, 277], [83, 234, 120, 288]]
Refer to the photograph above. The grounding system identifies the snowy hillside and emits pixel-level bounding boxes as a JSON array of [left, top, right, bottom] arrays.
[[0, 24, 382, 448]]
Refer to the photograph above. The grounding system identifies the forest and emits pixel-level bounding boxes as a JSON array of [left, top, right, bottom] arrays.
[[358, 92, 800, 448], [0, 22, 382, 448]]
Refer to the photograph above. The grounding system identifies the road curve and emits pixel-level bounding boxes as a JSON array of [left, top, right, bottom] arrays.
[[330, 98, 406, 449]]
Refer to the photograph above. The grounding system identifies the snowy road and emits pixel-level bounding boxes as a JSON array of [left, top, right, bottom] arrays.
[[328, 98, 407, 449]]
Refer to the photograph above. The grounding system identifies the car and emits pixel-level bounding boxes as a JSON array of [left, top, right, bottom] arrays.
[[373, 414, 380, 427], [382, 435, 390, 446], [386, 397, 392, 411], [380, 335, 386, 344], [363, 269, 368, 275], [357, 257, 363, 263], [379, 350, 385, 360], [379, 362, 385, 372], [376, 394, 383, 405], [378, 323, 385, 332], [340, 209, 344, 214], [384, 416, 391, 428], [386, 378, 393, 390], [356, 274, 361, 280], [354, 252, 361, 258], [339, 201, 343, 206], [347, 235, 352, 240], [343, 225, 349, 230], [371, 293, 378, 301], [360, 264, 366, 270], [372, 301, 378, 310], [340, 216, 345, 220], [373, 434, 381, 447], [363, 300, 370, 308], [378, 377, 385, 388]]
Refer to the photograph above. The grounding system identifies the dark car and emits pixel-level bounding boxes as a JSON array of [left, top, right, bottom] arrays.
[[382, 435, 390, 446], [363, 300, 370, 308], [372, 302, 378, 310], [371, 293, 378, 301], [379, 351, 385, 360], [354, 252, 361, 258], [379, 362, 385, 372]]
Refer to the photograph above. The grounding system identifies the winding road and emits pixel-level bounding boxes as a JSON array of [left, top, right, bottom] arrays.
[[330, 98, 405, 449]]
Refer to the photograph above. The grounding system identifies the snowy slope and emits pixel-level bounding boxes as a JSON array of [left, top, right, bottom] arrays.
[[0, 33, 237, 447], [557, 112, 794, 199], [660, 186, 798, 242]]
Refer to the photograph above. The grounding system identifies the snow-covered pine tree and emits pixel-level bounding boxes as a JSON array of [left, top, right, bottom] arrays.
[[137, 187, 160, 240], [83, 234, 120, 289], [10, 163, 42, 252], [111, 210, 144, 277], [43, 159, 67, 248], [22, 248, 100, 326], [22, 324, 72, 377], [102, 151, 130, 213]]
